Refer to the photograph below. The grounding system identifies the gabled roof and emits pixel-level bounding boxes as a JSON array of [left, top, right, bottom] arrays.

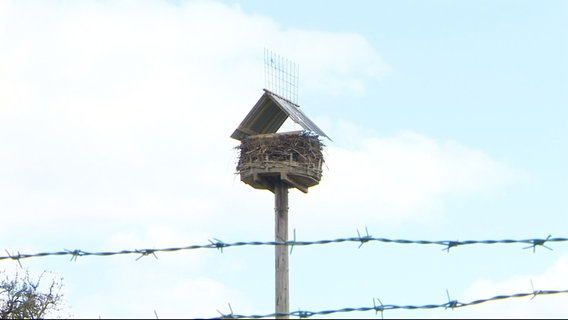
[[230, 89, 331, 141]]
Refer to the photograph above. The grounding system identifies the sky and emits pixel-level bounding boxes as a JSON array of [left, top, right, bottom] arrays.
[[0, 0, 567, 318]]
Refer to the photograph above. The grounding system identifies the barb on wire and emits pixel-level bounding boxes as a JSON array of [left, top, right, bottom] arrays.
[[290, 229, 296, 255], [523, 235, 553, 253], [357, 227, 372, 248], [135, 249, 158, 261], [530, 280, 543, 300], [292, 310, 314, 318], [209, 239, 226, 253], [4, 250, 23, 268], [373, 298, 385, 320], [2, 235, 567, 263], [204, 289, 568, 319], [442, 241, 460, 253], [65, 249, 84, 262], [445, 289, 460, 310], [217, 303, 236, 319]]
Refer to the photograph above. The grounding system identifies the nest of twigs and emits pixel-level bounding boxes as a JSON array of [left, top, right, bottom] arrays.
[[236, 131, 324, 173]]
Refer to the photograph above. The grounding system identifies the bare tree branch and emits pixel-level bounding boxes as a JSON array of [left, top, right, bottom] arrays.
[[0, 270, 64, 319]]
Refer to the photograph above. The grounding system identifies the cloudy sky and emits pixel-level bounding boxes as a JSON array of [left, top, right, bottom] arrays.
[[1, 0, 567, 318]]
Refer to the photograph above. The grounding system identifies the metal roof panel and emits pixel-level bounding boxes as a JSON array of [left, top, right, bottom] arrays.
[[230, 90, 331, 141], [265, 91, 330, 140]]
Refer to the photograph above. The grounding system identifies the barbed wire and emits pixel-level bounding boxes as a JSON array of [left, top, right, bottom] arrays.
[[210, 289, 568, 319], [1, 231, 566, 263], [2, 232, 567, 318]]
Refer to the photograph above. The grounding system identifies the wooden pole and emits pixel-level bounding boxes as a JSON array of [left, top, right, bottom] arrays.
[[274, 180, 289, 319]]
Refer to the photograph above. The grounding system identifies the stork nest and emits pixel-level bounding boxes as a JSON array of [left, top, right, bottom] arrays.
[[236, 131, 324, 172]]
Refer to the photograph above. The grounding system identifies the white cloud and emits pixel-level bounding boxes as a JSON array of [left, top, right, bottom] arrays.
[[289, 127, 524, 234], [269, 29, 391, 95], [431, 254, 568, 318], [0, 0, 387, 235], [60, 226, 253, 318], [70, 274, 251, 319]]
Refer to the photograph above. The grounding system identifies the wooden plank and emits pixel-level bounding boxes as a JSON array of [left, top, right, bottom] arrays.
[[281, 172, 308, 194]]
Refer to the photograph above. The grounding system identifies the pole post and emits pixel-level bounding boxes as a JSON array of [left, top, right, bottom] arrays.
[[274, 180, 289, 319]]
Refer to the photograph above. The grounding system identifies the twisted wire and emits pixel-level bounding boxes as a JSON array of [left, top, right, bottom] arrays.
[[1, 234, 566, 262], [212, 289, 568, 319]]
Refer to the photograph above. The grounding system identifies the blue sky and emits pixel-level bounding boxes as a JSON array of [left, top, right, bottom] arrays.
[[0, 0, 567, 318]]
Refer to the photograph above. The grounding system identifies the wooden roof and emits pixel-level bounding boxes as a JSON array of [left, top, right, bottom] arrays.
[[230, 89, 331, 141]]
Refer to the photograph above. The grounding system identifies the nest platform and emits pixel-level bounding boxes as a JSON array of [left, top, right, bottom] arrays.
[[236, 131, 324, 193]]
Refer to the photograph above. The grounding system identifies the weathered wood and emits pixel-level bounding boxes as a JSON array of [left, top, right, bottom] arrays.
[[274, 181, 289, 319], [236, 133, 323, 193], [240, 166, 320, 193]]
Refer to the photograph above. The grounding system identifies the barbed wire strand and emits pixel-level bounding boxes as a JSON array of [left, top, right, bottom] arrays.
[[1, 232, 566, 263], [211, 289, 568, 319]]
